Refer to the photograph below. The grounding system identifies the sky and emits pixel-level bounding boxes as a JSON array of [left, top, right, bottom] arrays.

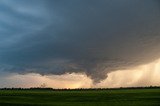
[[0, 0, 160, 88]]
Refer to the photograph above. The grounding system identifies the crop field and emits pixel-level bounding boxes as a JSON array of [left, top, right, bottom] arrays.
[[0, 88, 160, 106]]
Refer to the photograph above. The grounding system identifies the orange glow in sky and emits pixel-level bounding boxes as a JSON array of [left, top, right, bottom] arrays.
[[1, 59, 160, 88]]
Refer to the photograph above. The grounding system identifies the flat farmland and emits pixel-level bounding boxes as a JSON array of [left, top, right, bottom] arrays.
[[0, 88, 160, 106]]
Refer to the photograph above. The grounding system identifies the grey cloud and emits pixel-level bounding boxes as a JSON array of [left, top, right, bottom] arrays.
[[0, 0, 160, 82]]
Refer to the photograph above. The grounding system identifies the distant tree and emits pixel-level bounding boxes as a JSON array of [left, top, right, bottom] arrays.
[[40, 83, 47, 88]]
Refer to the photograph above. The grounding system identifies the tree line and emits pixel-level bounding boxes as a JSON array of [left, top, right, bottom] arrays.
[[0, 86, 160, 91]]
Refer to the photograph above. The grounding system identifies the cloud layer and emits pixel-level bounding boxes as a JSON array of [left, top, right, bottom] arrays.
[[0, 0, 160, 82], [1, 58, 160, 88]]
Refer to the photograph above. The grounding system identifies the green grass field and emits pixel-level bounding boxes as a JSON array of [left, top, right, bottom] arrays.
[[0, 88, 160, 106]]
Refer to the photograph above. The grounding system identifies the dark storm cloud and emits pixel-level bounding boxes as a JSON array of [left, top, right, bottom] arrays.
[[1, 0, 160, 82]]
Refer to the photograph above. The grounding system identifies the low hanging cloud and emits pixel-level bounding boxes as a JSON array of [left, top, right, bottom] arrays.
[[0, 0, 160, 83]]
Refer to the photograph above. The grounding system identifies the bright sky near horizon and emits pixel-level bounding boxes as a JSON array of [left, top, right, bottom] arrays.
[[0, 58, 160, 88]]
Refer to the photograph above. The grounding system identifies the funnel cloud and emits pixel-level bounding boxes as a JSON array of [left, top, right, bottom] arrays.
[[0, 0, 160, 83]]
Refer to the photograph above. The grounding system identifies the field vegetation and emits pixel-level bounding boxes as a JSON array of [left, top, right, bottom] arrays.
[[0, 87, 160, 106]]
